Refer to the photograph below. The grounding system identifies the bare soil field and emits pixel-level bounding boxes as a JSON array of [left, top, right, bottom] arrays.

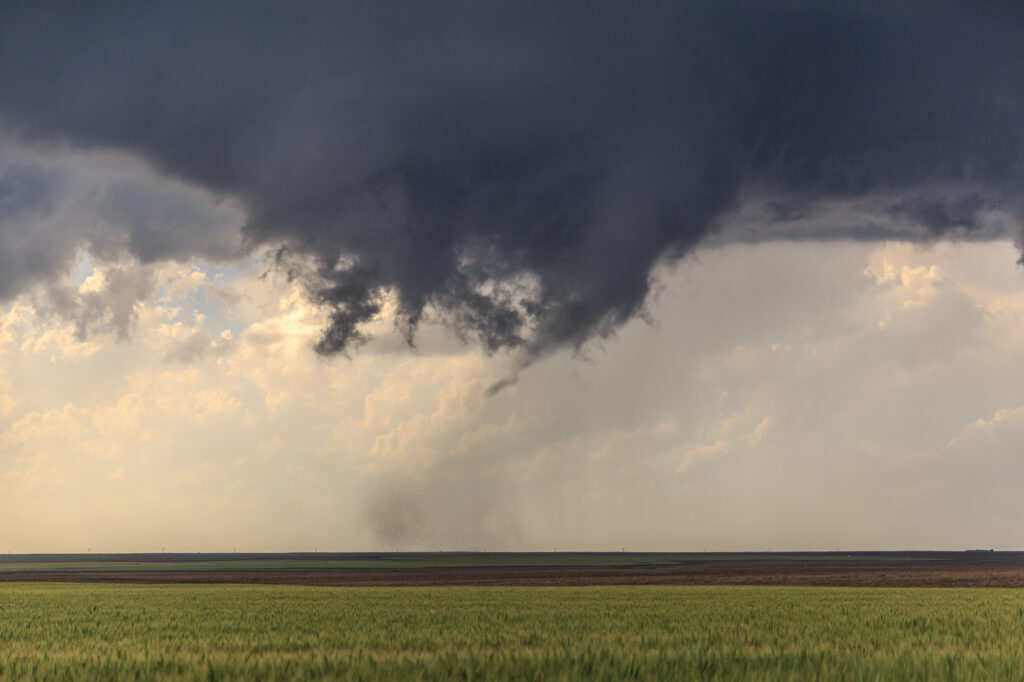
[[4, 553, 1024, 587]]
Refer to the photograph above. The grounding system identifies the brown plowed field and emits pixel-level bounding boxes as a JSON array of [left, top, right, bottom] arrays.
[[6, 558, 1024, 587]]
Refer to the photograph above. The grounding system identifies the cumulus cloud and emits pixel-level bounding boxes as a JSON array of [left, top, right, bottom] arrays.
[[35, 263, 156, 342], [937, 405, 1024, 536], [0, 1, 1020, 365]]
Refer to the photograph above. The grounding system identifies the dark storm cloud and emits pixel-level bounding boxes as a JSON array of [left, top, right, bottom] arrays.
[[0, 1, 1022, 360], [0, 141, 242, 301]]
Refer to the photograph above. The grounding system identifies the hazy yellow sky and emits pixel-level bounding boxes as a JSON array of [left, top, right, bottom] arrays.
[[4, 237, 1024, 552]]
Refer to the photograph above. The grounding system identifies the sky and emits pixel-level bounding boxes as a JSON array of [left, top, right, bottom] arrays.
[[1, 1, 1024, 551]]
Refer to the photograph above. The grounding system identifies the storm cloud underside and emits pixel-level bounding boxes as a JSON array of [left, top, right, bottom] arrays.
[[1, 1, 1022, 360]]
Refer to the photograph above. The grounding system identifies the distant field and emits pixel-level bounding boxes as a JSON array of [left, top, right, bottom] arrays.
[[5, 551, 1018, 588], [3, 584, 1024, 680], [0, 550, 944, 573], [0, 552, 684, 573]]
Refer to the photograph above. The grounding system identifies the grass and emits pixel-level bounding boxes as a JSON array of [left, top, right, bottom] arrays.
[[3, 584, 1024, 680]]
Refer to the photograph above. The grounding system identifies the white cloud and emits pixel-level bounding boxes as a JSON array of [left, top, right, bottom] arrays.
[[743, 417, 773, 447], [677, 439, 730, 473]]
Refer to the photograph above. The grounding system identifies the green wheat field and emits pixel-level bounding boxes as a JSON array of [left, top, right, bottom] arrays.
[[3, 584, 1024, 680]]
